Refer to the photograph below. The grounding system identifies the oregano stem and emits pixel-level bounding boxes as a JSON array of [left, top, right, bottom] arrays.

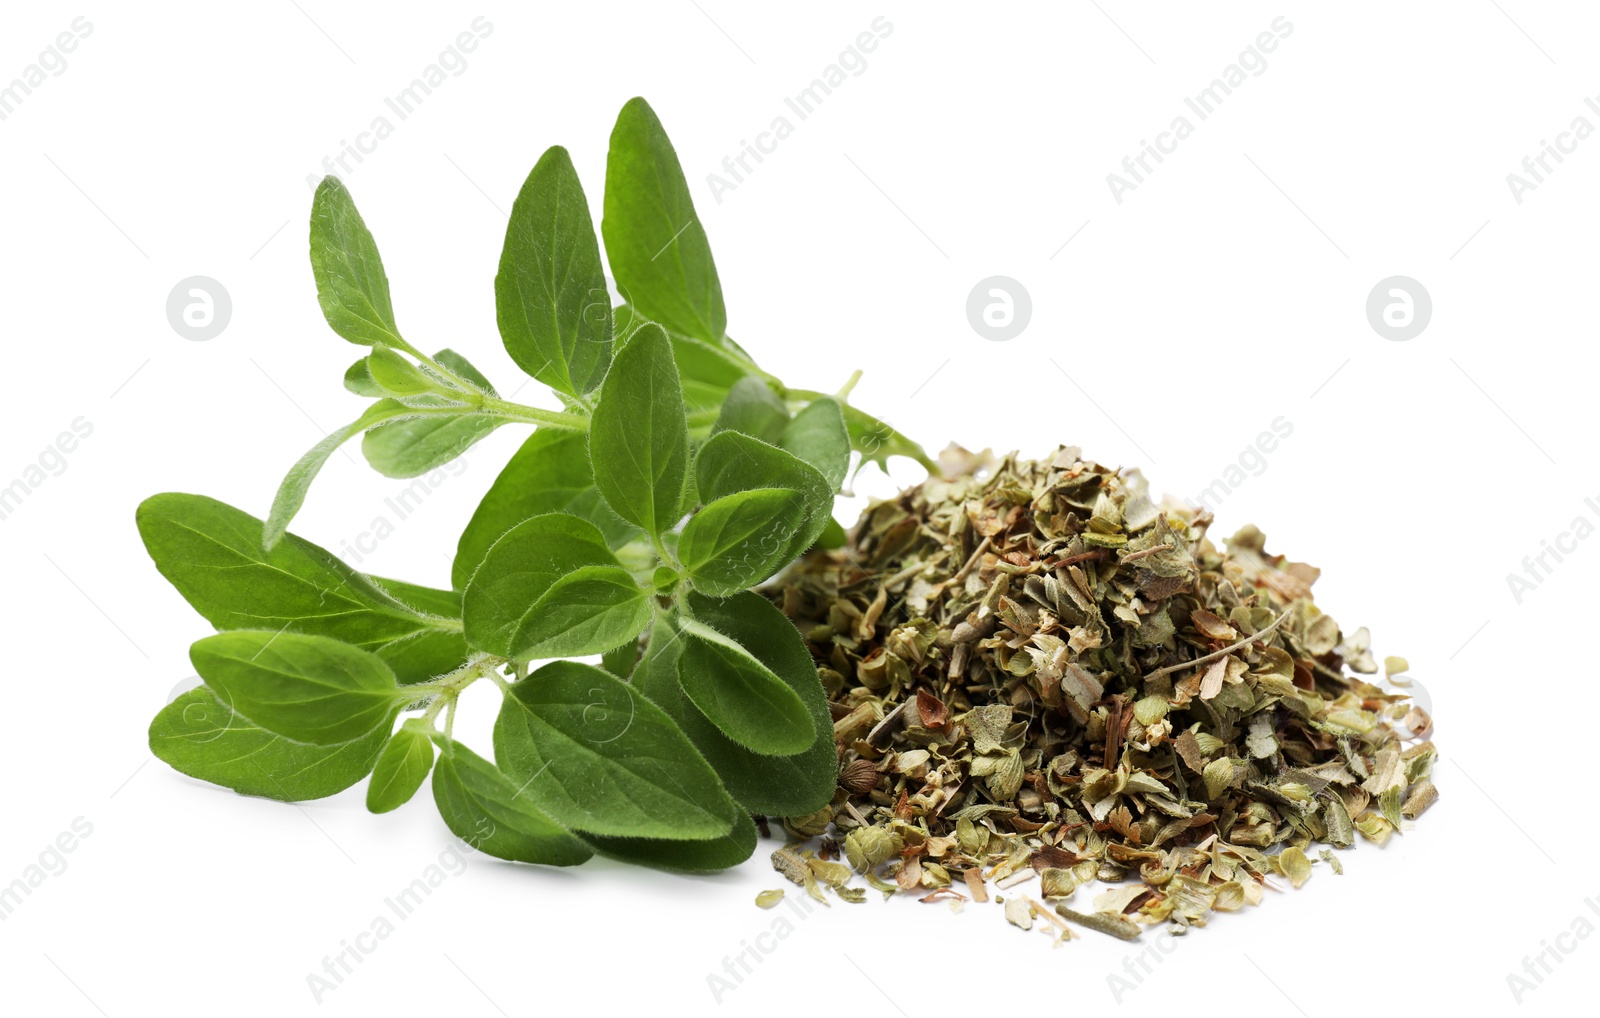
[[478, 396, 589, 431], [1144, 603, 1299, 681], [650, 533, 678, 571], [423, 694, 449, 726], [410, 654, 503, 697]]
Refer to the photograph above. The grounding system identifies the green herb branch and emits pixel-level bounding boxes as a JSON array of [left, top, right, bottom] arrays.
[[138, 97, 931, 870]]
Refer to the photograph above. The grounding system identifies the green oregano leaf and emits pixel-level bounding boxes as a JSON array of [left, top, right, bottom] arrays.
[[677, 615, 815, 756], [712, 376, 789, 444], [497, 145, 613, 396], [309, 176, 406, 349], [431, 738, 593, 866], [136, 493, 464, 684], [344, 357, 385, 396], [189, 631, 405, 746], [366, 721, 435, 814], [149, 687, 389, 802], [587, 323, 689, 535], [603, 97, 726, 345], [364, 347, 435, 395], [782, 396, 851, 491], [696, 431, 830, 510], [492, 660, 737, 840], [678, 488, 806, 597]]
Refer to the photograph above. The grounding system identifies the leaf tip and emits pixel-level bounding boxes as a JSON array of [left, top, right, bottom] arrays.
[[537, 143, 573, 168], [313, 174, 349, 200]]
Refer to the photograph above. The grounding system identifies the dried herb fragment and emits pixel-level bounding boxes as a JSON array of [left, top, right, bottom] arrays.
[[1055, 905, 1142, 941], [1278, 846, 1312, 889], [1004, 896, 1034, 930], [1401, 780, 1439, 819]]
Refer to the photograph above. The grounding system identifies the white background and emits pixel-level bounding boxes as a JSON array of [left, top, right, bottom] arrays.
[[1, 2, 1594, 1014]]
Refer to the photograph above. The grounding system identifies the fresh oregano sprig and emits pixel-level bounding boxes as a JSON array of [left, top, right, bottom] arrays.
[[137, 97, 931, 872]]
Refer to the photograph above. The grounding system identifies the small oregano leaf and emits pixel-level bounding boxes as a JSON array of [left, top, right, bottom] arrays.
[[366, 720, 436, 814], [497, 145, 613, 396], [461, 513, 621, 657], [344, 356, 384, 396], [712, 376, 789, 445], [493, 660, 737, 840], [189, 630, 404, 746], [587, 323, 689, 535], [453, 429, 638, 589], [603, 97, 726, 345], [149, 687, 389, 802], [677, 616, 815, 756], [498, 565, 652, 661], [431, 738, 593, 866], [677, 488, 806, 597], [364, 347, 435, 395], [781, 396, 851, 491], [310, 176, 406, 348], [695, 431, 832, 560]]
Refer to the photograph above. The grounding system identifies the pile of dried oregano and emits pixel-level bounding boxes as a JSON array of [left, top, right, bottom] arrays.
[[760, 447, 1437, 941]]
